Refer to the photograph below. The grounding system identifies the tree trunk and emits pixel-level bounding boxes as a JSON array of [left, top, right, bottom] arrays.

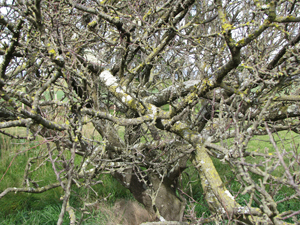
[[113, 166, 186, 222]]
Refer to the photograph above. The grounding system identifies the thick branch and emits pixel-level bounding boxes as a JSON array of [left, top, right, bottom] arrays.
[[267, 32, 300, 70], [0, 182, 62, 199]]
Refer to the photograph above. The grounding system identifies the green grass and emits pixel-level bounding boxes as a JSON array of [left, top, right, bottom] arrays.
[[43, 90, 65, 101], [1, 124, 300, 223], [216, 129, 300, 222], [179, 129, 300, 222], [180, 165, 211, 219], [0, 202, 118, 225], [0, 126, 132, 223], [0, 128, 62, 217], [0, 204, 68, 225]]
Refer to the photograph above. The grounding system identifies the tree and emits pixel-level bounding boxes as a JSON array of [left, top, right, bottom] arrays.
[[1, 0, 300, 224]]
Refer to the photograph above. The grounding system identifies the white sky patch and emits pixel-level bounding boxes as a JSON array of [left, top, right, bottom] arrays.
[[84, 50, 99, 64], [115, 87, 122, 93], [121, 94, 132, 103], [99, 70, 117, 86], [126, 95, 132, 101]]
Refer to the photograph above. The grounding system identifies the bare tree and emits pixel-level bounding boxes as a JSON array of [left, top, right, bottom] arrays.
[[1, 0, 300, 224]]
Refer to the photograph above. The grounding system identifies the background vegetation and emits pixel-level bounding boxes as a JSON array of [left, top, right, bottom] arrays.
[[1, 125, 299, 223]]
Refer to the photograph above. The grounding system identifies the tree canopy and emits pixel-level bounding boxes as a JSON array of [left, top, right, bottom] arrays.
[[1, 0, 300, 224]]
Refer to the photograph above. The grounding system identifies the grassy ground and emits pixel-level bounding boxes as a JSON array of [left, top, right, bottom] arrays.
[[214, 129, 300, 222], [0, 126, 132, 224], [1, 125, 299, 223]]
